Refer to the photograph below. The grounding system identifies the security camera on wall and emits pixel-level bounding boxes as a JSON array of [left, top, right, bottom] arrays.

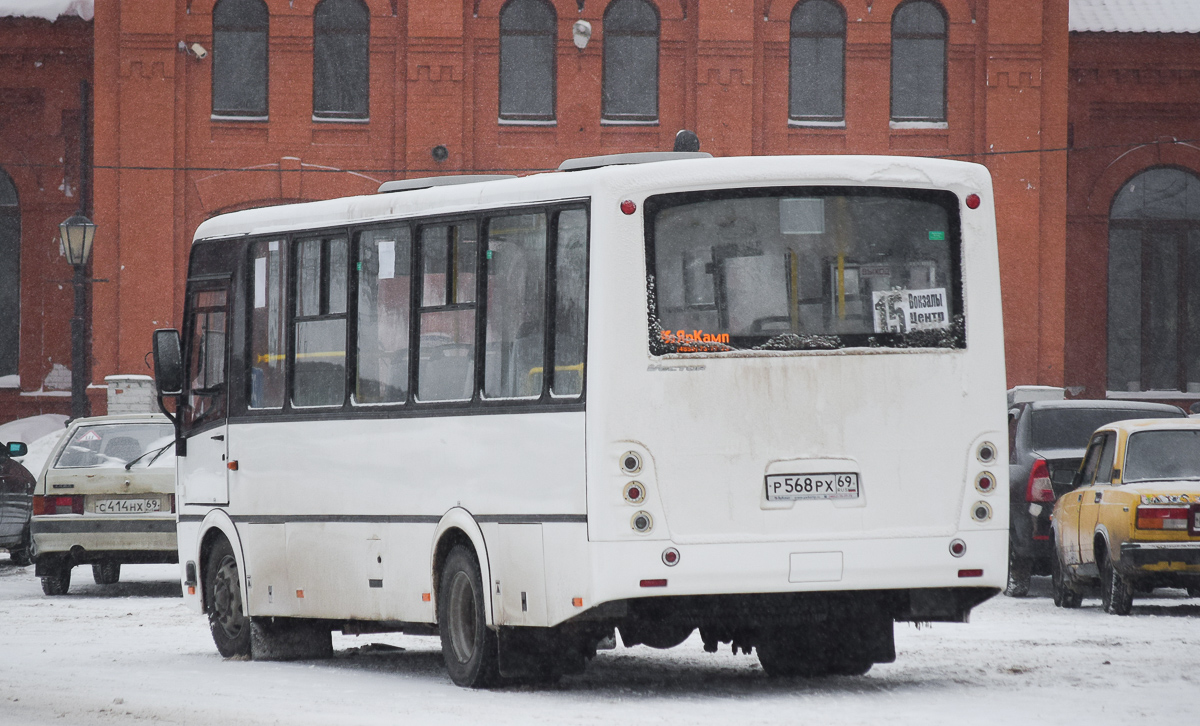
[[177, 40, 208, 60]]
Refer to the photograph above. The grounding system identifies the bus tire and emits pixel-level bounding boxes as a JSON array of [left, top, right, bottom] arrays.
[[251, 618, 333, 661], [756, 628, 824, 678], [40, 567, 71, 596], [438, 545, 500, 688], [206, 537, 251, 658], [92, 562, 121, 585]]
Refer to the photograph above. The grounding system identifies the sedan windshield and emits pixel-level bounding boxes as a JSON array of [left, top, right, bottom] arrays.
[[55, 423, 175, 469], [1124, 429, 1200, 483], [1031, 408, 1184, 451]]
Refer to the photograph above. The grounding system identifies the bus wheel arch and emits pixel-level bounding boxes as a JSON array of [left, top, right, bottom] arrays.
[[431, 510, 494, 627]]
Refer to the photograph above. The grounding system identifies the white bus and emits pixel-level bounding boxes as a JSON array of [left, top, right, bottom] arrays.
[[152, 152, 1008, 687]]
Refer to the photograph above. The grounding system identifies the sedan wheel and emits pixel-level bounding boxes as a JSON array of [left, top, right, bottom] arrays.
[[1051, 551, 1082, 609], [92, 562, 121, 585], [1100, 552, 1133, 615], [41, 567, 71, 596]]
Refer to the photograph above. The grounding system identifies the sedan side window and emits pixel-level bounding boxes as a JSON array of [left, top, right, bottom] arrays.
[[1095, 433, 1116, 485], [1076, 434, 1106, 488]]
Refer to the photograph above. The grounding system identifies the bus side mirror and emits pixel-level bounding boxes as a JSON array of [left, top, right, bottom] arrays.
[[153, 329, 183, 396], [2, 441, 25, 458]]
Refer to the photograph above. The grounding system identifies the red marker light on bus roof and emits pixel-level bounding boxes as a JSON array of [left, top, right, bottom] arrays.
[[965, 194, 981, 209], [620, 199, 637, 215]]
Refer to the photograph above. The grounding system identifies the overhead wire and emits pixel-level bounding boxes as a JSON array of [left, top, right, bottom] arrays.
[[1, 135, 1197, 177]]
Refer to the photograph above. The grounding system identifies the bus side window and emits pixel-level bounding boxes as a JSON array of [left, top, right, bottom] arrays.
[[293, 235, 349, 408], [185, 288, 229, 429], [484, 212, 547, 399], [417, 222, 477, 402], [355, 226, 412, 404], [552, 209, 587, 398], [248, 239, 287, 409]]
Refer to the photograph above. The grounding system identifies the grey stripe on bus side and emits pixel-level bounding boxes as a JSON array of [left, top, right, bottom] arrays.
[[31, 520, 177, 534], [176, 513, 588, 525]]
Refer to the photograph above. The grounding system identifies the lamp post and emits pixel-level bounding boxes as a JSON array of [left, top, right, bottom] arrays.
[[58, 212, 96, 420]]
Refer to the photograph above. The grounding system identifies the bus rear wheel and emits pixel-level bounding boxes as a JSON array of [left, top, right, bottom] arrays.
[[438, 545, 500, 688], [206, 538, 251, 658], [756, 626, 872, 678]]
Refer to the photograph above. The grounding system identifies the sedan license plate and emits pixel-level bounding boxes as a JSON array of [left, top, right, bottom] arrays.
[[765, 473, 860, 501], [94, 498, 162, 514]]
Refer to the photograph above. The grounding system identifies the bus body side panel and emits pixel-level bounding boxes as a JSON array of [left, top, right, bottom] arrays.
[[225, 412, 586, 624], [582, 163, 1008, 607]]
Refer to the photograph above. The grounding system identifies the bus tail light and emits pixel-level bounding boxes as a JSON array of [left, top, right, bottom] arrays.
[[1137, 506, 1189, 531], [1026, 459, 1055, 503], [958, 569, 983, 578], [32, 495, 83, 515]]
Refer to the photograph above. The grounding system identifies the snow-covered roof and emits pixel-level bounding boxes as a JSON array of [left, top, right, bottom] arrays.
[[0, 0, 92, 22], [1070, 0, 1200, 33]]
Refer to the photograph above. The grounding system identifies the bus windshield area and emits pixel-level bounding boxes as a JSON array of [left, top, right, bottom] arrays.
[[646, 187, 964, 353]]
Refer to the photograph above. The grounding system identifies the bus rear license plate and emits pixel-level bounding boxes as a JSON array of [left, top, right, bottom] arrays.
[[95, 498, 162, 514], [765, 473, 859, 501]]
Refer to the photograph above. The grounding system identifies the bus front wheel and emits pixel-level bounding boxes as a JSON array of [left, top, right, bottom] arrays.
[[438, 545, 500, 688], [206, 538, 251, 658]]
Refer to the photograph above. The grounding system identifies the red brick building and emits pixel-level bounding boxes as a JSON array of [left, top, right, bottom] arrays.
[[1065, 6, 1200, 402], [0, 0, 1103, 421]]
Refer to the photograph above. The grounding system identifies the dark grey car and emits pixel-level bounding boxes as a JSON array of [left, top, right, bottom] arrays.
[[0, 442, 35, 566], [1006, 400, 1186, 596]]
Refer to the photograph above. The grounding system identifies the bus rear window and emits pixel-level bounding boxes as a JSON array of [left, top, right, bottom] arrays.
[[646, 187, 963, 353]]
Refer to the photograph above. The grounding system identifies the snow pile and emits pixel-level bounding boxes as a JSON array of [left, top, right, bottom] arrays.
[[0, 0, 93, 21], [12, 428, 69, 478], [0, 413, 67, 445]]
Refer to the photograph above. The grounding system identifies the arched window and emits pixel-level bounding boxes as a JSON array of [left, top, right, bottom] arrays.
[[0, 169, 19, 378], [499, 0, 556, 122], [1108, 167, 1200, 393], [789, 0, 845, 122], [890, 0, 946, 122], [314, 0, 370, 120], [212, 0, 269, 118], [602, 0, 659, 122]]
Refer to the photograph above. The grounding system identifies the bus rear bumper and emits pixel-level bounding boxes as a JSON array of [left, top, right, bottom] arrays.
[[588, 528, 1007, 612]]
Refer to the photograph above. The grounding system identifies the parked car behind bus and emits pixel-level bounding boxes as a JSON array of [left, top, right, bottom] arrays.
[[1052, 418, 1200, 614], [0, 441, 34, 565], [31, 414, 177, 595], [1006, 399, 1185, 596]]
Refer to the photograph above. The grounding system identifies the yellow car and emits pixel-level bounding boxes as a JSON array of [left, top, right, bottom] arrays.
[[1051, 418, 1200, 614]]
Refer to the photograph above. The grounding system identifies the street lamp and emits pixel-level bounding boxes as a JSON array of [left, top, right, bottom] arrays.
[[58, 213, 96, 420]]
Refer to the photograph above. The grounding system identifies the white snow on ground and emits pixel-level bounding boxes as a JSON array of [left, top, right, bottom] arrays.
[[0, 558, 1196, 725]]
